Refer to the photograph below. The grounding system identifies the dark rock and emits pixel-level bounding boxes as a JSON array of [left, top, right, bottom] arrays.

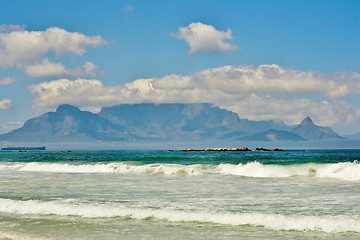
[[274, 148, 284, 151], [256, 147, 271, 151]]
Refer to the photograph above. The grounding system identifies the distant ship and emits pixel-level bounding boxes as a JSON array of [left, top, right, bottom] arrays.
[[1, 145, 46, 151]]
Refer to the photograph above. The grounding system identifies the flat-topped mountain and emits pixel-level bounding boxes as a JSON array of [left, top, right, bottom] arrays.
[[98, 103, 246, 139], [0, 103, 344, 142]]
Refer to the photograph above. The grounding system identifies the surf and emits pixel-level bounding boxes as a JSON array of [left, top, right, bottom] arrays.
[[0, 162, 203, 176], [217, 161, 360, 181], [0, 198, 359, 233], [1, 161, 360, 181]]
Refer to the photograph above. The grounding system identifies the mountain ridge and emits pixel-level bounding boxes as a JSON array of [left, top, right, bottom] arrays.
[[0, 103, 345, 142]]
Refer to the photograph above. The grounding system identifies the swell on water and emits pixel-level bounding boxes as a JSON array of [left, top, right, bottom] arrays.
[[0, 198, 359, 233], [1, 161, 360, 181]]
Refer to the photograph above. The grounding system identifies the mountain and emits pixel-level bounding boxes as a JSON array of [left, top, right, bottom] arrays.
[[0, 104, 135, 142], [0, 103, 345, 142], [235, 117, 344, 141], [240, 119, 290, 133], [98, 103, 246, 139], [238, 129, 306, 142], [291, 117, 344, 140]]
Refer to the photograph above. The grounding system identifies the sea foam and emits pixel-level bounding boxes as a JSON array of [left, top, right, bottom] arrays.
[[2, 161, 360, 181], [0, 162, 201, 176], [217, 161, 360, 181], [0, 198, 359, 233]]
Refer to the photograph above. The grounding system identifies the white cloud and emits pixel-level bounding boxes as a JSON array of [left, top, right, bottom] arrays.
[[0, 76, 15, 85], [0, 99, 12, 109], [25, 59, 97, 77], [29, 79, 121, 111], [67, 62, 97, 77], [222, 94, 360, 126], [28, 64, 360, 127], [0, 26, 106, 77], [0, 24, 25, 33], [25, 59, 65, 77], [174, 22, 237, 55], [195, 64, 352, 98]]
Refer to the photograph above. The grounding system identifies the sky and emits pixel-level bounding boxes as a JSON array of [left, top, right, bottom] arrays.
[[0, 0, 360, 135]]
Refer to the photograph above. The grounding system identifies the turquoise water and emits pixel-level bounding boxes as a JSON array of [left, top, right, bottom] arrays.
[[1, 150, 360, 239]]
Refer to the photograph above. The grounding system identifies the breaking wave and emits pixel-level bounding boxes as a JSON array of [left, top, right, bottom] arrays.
[[0, 198, 359, 233], [217, 161, 360, 181], [1, 161, 360, 181], [0, 162, 202, 176]]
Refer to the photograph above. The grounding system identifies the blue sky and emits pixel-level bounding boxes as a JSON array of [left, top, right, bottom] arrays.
[[0, 0, 359, 134]]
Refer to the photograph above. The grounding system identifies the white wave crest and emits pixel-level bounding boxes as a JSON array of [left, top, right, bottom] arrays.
[[0, 162, 201, 176], [0, 198, 359, 233], [217, 161, 360, 181], [2, 161, 360, 181], [0, 231, 47, 240]]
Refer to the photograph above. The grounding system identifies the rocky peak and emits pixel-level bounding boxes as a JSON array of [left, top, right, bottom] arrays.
[[56, 104, 81, 114], [299, 116, 315, 126]]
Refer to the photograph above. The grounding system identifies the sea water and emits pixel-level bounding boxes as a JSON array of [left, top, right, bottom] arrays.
[[0, 149, 360, 239]]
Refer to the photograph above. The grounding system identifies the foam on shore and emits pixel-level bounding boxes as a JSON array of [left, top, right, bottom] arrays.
[[0, 198, 359, 233]]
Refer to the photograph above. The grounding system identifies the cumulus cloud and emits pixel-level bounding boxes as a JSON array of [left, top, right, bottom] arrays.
[[195, 64, 351, 98], [67, 62, 97, 77], [174, 22, 237, 55], [29, 64, 360, 127], [24, 59, 97, 77], [0, 24, 25, 33], [24, 59, 65, 77], [29, 79, 121, 111], [0, 76, 15, 85], [0, 26, 106, 77], [222, 94, 360, 126], [0, 99, 12, 110]]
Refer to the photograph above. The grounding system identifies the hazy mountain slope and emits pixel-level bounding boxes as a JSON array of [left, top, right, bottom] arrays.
[[344, 132, 360, 140], [291, 117, 344, 140], [238, 129, 306, 141], [240, 119, 290, 133], [0, 104, 134, 142]]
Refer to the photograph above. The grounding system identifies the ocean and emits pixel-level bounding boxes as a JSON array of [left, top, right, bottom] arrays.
[[1, 149, 360, 239]]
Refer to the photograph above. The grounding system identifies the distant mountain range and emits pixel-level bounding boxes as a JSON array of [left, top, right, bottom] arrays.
[[0, 103, 345, 142]]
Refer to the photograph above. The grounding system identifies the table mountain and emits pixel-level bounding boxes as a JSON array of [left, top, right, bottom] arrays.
[[98, 103, 248, 139], [0, 104, 344, 142]]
